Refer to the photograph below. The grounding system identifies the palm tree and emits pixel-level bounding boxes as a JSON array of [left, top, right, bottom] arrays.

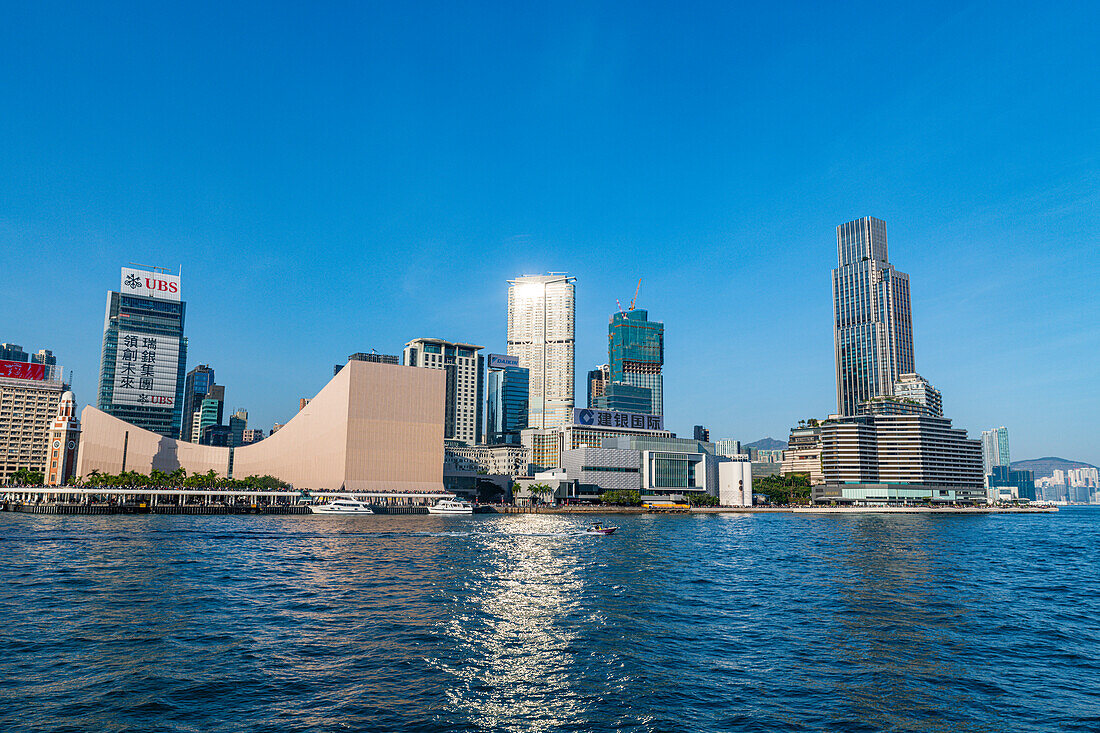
[[527, 482, 553, 505]]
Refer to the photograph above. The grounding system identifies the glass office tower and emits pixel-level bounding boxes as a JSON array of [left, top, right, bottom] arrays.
[[609, 309, 664, 416], [181, 364, 215, 440], [592, 382, 652, 413], [487, 364, 529, 444], [832, 217, 914, 416], [97, 269, 187, 438]]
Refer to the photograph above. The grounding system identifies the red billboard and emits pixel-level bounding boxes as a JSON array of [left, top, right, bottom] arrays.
[[0, 359, 45, 380]]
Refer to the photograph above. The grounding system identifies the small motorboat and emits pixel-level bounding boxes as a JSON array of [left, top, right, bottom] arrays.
[[427, 498, 474, 515], [585, 525, 618, 535], [309, 497, 374, 514]]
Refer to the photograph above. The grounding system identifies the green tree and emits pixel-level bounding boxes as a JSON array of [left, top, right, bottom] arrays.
[[754, 473, 812, 505], [687, 492, 720, 507], [599, 490, 641, 506], [8, 467, 44, 486], [527, 483, 553, 504]]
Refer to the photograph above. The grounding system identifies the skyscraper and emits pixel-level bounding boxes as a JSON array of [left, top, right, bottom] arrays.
[[833, 217, 914, 417], [892, 373, 943, 417], [97, 267, 187, 438], [587, 364, 609, 408], [608, 309, 664, 416], [229, 409, 248, 448], [507, 274, 576, 429], [0, 348, 67, 483], [592, 382, 652, 413], [403, 338, 483, 444], [193, 384, 225, 444], [486, 354, 529, 445], [981, 426, 1011, 477], [181, 364, 215, 441]]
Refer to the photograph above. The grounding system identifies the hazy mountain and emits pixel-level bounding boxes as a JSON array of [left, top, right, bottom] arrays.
[[745, 437, 788, 450], [1010, 457, 1098, 479]]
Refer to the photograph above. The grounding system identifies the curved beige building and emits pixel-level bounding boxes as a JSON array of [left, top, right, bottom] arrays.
[[76, 360, 445, 492]]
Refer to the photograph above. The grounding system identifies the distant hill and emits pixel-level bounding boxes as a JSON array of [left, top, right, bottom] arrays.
[[1010, 457, 1098, 478], [745, 437, 788, 450]]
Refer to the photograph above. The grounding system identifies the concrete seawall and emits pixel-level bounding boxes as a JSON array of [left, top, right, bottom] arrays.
[[4, 503, 311, 515]]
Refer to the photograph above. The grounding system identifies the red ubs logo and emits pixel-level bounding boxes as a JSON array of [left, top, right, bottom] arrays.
[[150, 396, 174, 405], [125, 273, 178, 294], [145, 278, 178, 294]]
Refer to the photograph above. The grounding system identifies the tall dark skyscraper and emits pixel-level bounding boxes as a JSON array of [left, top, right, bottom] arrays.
[[181, 364, 215, 441], [832, 217, 914, 417], [608, 309, 664, 416], [486, 354, 529, 445], [97, 267, 187, 438]]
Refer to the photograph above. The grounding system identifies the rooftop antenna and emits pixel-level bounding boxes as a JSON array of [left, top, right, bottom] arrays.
[[127, 262, 174, 274]]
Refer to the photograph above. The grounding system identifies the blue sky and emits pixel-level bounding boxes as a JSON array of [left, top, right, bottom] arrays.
[[2, 1, 1097, 463]]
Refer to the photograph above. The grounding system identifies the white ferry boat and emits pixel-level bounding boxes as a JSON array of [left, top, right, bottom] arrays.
[[309, 497, 374, 514], [426, 498, 474, 515]]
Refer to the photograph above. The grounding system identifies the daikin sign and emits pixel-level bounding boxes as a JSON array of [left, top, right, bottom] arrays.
[[488, 353, 520, 369]]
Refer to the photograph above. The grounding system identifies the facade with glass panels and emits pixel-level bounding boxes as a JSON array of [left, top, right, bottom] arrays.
[[181, 364, 214, 441], [592, 382, 652, 413], [192, 385, 225, 444], [608, 309, 663, 416], [487, 364, 529, 445], [833, 217, 914, 417], [520, 423, 674, 473], [818, 413, 984, 504], [507, 274, 576, 429], [557, 439, 719, 499], [97, 291, 187, 438], [981, 426, 1011, 497], [586, 364, 609, 408], [989, 465, 1036, 501]]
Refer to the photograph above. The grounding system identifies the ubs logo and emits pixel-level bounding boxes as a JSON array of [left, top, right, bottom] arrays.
[[125, 273, 178, 294]]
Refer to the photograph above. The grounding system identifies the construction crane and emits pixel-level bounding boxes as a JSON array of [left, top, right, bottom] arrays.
[[629, 278, 641, 310]]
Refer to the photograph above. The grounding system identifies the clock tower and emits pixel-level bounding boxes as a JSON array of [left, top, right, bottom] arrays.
[[46, 391, 81, 486]]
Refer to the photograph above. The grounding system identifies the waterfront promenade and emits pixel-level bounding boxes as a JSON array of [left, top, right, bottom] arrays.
[[1, 486, 1057, 516]]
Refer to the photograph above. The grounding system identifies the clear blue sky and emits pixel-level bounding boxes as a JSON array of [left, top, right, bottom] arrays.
[[2, 1, 1097, 463]]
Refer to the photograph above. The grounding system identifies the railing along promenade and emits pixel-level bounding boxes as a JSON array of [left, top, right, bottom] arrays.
[[0, 487, 456, 515]]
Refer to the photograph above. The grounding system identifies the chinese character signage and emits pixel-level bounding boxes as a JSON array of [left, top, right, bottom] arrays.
[[112, 330, 180, 407], [0, 359, 45, 380], [573, 408, 663, 432], [120, 267, 181, 302], [488, 353, 520, 369]]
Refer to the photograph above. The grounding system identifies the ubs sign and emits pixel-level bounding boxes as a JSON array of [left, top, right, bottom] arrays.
[[121, 267, 181, 302]]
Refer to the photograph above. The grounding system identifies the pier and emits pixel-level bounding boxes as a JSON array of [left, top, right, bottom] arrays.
[[0, 487, 455, 516]]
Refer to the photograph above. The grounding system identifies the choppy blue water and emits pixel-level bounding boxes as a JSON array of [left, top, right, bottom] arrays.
[[2, 508, 1098, 732]]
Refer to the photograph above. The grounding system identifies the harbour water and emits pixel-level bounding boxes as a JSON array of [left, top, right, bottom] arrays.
[[2, 508, 1098, 732]]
